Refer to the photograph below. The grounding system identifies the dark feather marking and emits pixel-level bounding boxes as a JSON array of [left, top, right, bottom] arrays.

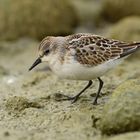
[[67, 34, 140, 66], [120, 46, 140, 58]]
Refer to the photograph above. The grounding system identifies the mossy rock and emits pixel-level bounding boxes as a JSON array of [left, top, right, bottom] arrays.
[[5, 96, 41, 114], [0, 0, 78, 41], [107, 17, 140, 42], [106, 132, 140, 140], [102, 0, 140, 22], [97, 79, 140, 135]]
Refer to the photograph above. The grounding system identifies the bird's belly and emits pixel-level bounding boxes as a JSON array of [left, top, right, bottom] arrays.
[[51, 59, 123, 80]]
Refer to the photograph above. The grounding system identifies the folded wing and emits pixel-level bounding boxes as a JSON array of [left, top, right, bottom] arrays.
[[68, 34, 140, 66]]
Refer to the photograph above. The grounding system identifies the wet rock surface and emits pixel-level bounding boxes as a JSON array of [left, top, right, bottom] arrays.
[[5, 96, 42, 114], [0, 39, 139, 140], [106, 132, 140, 140], [97, 79, 140, 135]]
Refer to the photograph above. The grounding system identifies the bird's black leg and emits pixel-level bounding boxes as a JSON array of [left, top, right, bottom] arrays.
[[93, 77, 104, 105], [62, 80, 93, 103]]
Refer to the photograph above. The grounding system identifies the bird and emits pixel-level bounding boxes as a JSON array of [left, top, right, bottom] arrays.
[[29, 33, 140, 105]]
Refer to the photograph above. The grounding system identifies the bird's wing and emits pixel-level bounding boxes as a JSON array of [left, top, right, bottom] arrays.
[[67, 34, 140, 66]]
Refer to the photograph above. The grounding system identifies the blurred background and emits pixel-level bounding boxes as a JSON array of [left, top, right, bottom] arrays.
[[1, 0, 140, 41], [0, 0, 140, 75], [0, 0, 140, 140]]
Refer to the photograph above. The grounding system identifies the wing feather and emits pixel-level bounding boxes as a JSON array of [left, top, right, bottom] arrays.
[[67, 34, 140, 66]]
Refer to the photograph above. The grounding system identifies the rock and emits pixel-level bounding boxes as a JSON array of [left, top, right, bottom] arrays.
[[106, 132, 140, 140], [107, 17, 140, 42], [97, 79, 140, 135], [0, 65, 8, 76], [5, 96, 41, 114], [101, 0, 140, 22], [0, 0, 78, 41]]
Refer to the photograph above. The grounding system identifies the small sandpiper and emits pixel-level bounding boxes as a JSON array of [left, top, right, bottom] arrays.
[[29, 33, 140, 105]]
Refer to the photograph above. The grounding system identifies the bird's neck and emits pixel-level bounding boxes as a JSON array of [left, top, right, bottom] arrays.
[[48, 37, 67, 72]]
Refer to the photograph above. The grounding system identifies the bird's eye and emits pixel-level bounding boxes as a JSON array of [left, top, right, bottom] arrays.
[[44, 49, 50, 55]]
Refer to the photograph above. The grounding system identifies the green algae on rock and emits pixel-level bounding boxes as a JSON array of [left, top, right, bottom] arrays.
[[107, 17, 140, 42], [106, 132, 140, 140], [102, 0, 140, 22], [5, 96, 42, 114], [0, 0, 78, 41], [97, 79, 140, 135]]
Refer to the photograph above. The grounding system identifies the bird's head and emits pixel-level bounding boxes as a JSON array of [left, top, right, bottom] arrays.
[[29, 36, 55, 71]]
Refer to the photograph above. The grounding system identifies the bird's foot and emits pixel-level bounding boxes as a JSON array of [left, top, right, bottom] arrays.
[[61, 94, 80, 104], [93, 99, 98, 105]]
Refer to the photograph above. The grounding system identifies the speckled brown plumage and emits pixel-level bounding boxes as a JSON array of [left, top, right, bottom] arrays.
[[66, 34, 140, 66]]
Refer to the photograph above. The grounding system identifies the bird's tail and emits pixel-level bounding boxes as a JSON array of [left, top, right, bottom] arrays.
[[119, 42, 140, 58]]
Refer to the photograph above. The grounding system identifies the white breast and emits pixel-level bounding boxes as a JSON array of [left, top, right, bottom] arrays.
[[49, 57, 123, 80]]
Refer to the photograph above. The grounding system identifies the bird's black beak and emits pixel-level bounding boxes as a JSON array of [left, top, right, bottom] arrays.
[[29, 57, 42, 71]]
